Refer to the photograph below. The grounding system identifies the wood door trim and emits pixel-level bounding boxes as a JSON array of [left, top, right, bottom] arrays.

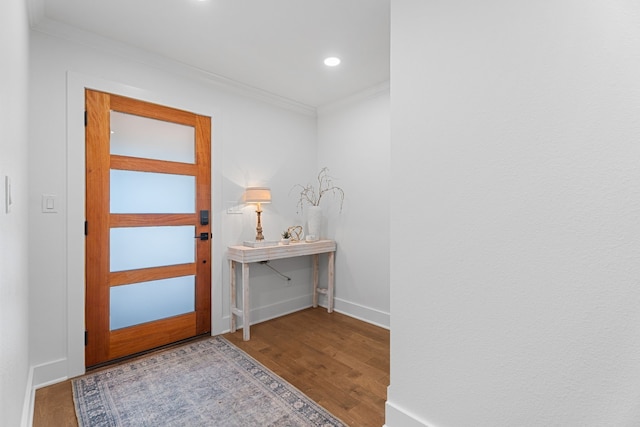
[[109, 312, 197, 360], [109, 94, 197, 127], [111, 155, 198, 176], [110, 213, 197, 227], [195, 115, 211, 333], [85, 90, 112, 366], [110, 263, 197, 287]]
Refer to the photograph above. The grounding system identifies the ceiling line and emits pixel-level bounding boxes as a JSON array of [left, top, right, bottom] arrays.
[[30, 17, 318, 117]]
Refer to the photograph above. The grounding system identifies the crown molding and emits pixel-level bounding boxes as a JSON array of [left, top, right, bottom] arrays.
[[30, 17, 317, 117], [26, 0, 45, 28], [316, 81, 390, 115]]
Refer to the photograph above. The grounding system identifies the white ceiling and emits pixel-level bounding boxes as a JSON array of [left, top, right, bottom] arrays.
[[28, 0, 390, 108]]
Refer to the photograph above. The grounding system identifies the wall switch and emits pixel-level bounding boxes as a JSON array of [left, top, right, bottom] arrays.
[[226, 201, 243, 215], [42, 194, 58, 213]]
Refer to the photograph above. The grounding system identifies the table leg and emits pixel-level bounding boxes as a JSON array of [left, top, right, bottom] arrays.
[[230, 260, 236, 333], [328, 251, 335, 313], [312, 254, 319, 308], [242, 262, 250, 341]]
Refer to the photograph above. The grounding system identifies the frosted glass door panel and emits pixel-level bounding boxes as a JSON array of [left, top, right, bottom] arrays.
[[110, 276, 195, 330], [110, 226, 195, 272], [110, 170, 195, 214], [110, 111, 195, 163]]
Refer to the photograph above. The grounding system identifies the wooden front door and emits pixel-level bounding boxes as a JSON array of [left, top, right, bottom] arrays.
[[85, 89, 211, 367]]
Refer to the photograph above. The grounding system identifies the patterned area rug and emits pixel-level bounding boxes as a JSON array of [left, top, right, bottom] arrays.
[[72, 336, 346, 426]]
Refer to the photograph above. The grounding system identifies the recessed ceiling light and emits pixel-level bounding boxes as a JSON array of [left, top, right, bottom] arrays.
[[324, 57, 341, 67]]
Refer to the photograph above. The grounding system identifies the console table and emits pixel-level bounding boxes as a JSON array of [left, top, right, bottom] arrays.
[[228, 240, 336, 341]]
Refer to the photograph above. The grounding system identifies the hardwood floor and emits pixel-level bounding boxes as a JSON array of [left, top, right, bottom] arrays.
[[33, 308, 389, 427], [33, 381, 77, 427], [225, 308, 390, 427]]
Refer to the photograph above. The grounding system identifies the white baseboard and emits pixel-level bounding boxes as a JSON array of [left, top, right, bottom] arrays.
[[215, 294, 315, 335], [21, 358, 71, 427], [333, 297, 390, 330], [385, 400, 433, 427], [32, 358, 68, 389], [21, 365, 34, 427], [216, 294, 390, 334], [250, 295, 314, 326]]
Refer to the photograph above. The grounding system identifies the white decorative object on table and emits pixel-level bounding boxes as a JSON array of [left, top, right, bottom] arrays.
[[290, 167, 344, 240], [306, 206, 322, 241], [280, 230, 291, 245], [242, 240, 278, 248]]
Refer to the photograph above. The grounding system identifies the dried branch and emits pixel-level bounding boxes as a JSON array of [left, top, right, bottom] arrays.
[[290, 167, 345, 214]]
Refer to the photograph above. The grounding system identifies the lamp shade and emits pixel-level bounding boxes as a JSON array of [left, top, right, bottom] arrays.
[[243, 187, 271, 204]]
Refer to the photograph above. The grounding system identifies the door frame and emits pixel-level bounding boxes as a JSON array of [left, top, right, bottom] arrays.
[[66, 73, 222, 378]]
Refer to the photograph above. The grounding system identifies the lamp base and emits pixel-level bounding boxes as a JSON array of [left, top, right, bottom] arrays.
[[255, 207, 264, 241]]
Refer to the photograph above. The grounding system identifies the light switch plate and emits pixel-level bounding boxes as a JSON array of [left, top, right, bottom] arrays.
[[41, 194, 58, 213], [226, 201, 243, 214]]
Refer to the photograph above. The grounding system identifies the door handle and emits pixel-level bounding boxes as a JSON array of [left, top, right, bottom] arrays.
[[195, 232, 210, 241]]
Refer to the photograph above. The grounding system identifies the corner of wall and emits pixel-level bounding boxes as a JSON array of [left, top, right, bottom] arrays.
[[20, 366, 35, 427], [32, 358, 69, 389], [317, 81, 390, 116], [21, 358, 70, 427], [334, 297, 390, 330], [385, 399, 432, 427]]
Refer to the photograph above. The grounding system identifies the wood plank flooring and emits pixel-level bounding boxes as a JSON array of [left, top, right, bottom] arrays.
[[33, 308, 389, 427]]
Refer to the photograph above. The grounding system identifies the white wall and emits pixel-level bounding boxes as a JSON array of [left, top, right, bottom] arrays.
[[388, 1, 640, 426], [0, 0, 30, 425], [28, 28, 319, 385], [317, 87, 390, 327]]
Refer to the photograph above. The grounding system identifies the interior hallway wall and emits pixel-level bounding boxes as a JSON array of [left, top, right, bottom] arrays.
[[0, 0, 31, 425], [388, 1, 640, 426], [317, 86, 390, 327]]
